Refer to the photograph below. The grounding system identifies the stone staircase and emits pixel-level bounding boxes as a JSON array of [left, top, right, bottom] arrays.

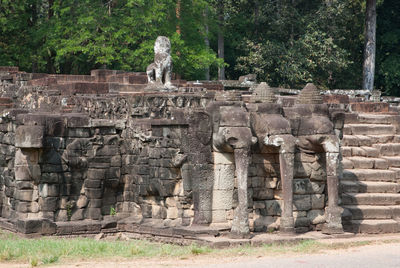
[[340, 113, 400, 233]]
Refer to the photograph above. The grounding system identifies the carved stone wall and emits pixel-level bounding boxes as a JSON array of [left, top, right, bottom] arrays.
[[0, 68, 355, 236]]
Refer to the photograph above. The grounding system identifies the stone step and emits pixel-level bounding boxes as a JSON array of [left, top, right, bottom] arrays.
[[343, 219, 400, 234], [342, 169, 397, 182], [343, 124, 396, 136], [341, 193, 400, 205], [382, 156, 400, 167], [343, 205, 400, 220], [390, 168, 400, 180], [372, 143, 400, 156], [344, 113, 399, 125], [342, 135, 373, 147], [344, 156, 388, 169], [342, 146, 379, 158], [340, 180, 400, 193], [367, 135, 400, 144]]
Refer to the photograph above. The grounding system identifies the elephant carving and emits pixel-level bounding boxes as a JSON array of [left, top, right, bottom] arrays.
[[212, 105, 257, 237]]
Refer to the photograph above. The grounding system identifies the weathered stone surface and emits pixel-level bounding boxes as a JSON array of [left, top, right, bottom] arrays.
[[293, 195, 312, 211], [0, 58, 371, 237], [264, 200, 282, 216], [311, 194, 325, 209], [15, 126, 44, 148], [212, 190, 233, 210]]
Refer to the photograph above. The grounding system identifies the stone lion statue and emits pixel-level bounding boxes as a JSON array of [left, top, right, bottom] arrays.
[[146, 36, 176, 90]]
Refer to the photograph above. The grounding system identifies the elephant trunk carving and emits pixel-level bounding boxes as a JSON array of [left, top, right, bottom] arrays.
[[231, 148, 250, 235]]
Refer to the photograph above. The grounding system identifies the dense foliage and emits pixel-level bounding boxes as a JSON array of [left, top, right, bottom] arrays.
[[0, 0, 398, 94]]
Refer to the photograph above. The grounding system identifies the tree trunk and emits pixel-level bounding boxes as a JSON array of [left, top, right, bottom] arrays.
[[176, 0, 181, 35], [362, 0, 376, 91], [204, 6, 210, 80], [217, 1, 225, 80]]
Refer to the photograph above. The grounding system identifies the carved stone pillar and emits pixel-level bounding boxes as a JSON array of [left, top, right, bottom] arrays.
[[322, 136, 344, 234], [231, 148, 250, 237], [279, 151, 295, 233], [265, 134, 295, 233]]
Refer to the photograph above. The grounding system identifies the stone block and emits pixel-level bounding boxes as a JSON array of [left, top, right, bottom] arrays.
[[39, 197, 58, 211], [84, 179, 102, 188], [307, 209, 326, 224], [211, 209, 227, 223], [253, 188, 274, 200], [293, 179, 309, 195], [15, 190, 33, 201], [77, 195, 88, 208], [265, 177, 278, 189], [41, 173, 60, 184], [165, 197, 177, 207], [41, 164, 63, 173], [293, 211, 307, 219], [374, 158, 389, 169], [15, 149, 39, 165], [88, 199, 102, 208], [30, 202, 39, 213], [264, 200, 282, 216], [254, 216, 279, 231], [213, 164, 235, 190], [67, 128, 91, 138], [212, 189, 233, 210], [294, 162, 308, 178], [310, 181, 325, 194], [293, 195, 311, 211], [167, 207, 179, 219], [66, 114, 90, 128], [295, 217, 310, 227], [85, 188, 103, 199], [152, 205, 167, 219], [104, 178, 119, 188], [15, 126, 44, 148], [16, 181, 34, 190], [183, 209, 194, 218], [311, 194, 325, 209], [251, 177, 264, 188], [87, 169, 106, 180], [106, 167, 120, 179], [86, 208, 102, 220], [110, 155, 121, 167], [253, 201, 265, 209], [15, 164, 40, 181], [219, 106, 250, 127], [121, 202, 141, 214], [213, 152, 234, 164], [95, 145, 119, 156], [15, 201, 32, 213], [71, 209, 84, 221], [56, 210, 68, 222], [16, 219, 56, 235]]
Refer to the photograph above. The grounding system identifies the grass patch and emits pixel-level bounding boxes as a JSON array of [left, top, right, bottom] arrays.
[[0, 230, 212, 266], [0, 230, 397, 267]]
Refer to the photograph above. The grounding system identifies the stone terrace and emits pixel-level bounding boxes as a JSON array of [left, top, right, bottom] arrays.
[[0, 65, 399, 242]]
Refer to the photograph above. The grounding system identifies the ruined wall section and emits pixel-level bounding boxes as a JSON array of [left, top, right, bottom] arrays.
[[249, 149, 327, 232], [0, 111, 18, 221], [120, 120, 192, 227]]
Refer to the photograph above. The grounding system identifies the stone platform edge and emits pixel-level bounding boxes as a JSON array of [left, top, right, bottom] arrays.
[[0, 216, 363, 248]]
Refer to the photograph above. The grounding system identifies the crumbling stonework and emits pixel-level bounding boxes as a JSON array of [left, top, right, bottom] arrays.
[[0, 40, 399, 239]]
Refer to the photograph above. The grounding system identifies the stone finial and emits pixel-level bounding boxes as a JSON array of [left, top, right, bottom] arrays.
[[251, 82, 277, 103], [296, 83, 323, 104]]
